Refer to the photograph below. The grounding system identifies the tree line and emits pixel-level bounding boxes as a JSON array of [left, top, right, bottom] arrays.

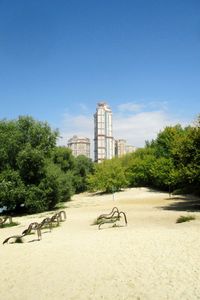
[[0, 115, 199, 215], [87, 116, 200, 196], [0, 116, 93, 214]]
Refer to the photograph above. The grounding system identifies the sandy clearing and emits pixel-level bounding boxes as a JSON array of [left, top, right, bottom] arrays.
[[0, 187, 200, 300]]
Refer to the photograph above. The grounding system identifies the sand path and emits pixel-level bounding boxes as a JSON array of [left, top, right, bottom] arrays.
[[0, 188, 200, 300]]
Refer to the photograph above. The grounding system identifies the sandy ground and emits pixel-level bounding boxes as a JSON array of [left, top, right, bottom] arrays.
[[1, 187, 200, 300]]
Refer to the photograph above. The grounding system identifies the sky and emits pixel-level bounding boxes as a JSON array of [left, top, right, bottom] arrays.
[[0, 0, 200, 152]]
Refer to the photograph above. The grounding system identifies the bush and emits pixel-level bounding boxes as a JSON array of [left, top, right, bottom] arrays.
[[0, 221, 19, 228], [45, 161, 75, 203], [0, 169, 26, 211], [25, 186, 47, 213], [17, 145, 45, 184], [176, 215, 195, 223]]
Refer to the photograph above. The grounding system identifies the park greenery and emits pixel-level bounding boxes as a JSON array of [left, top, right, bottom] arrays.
[[0, 115, 199, 215], [87, 115, 200, 196], [0, 116, 94, 214]]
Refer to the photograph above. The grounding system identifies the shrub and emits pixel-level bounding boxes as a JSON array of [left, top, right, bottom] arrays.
[[176, 215, 195, 223], [25, 185, 47, 213], [0, 221, 19, 228]]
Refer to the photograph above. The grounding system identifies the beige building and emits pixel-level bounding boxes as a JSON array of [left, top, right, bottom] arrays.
[[126, 145, 137, 154], [94, 102, 114, 163], [115, 139, 127, 157], [67, 135, 90, 158], [115, 139, 137, 157]]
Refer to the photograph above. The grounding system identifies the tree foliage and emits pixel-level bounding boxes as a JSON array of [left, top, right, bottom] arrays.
[[87, 115, 200, 196], [124, 148, 155, 187], [1, 114, 199, 213], [0, 169, 26, 211], [87, 158, 128, 193], [0, 116, 94, 214], [52, 147, 75, 172], [73, 155, 94, 193]]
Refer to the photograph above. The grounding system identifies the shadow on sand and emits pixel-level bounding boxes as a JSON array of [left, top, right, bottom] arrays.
[[159, 195, 200, 212]]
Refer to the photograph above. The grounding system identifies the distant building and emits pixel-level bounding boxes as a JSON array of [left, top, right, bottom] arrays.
[[67, 135, 90, 158], [115, 139, 137, 156], [126, 145, 137, 154], [115, 139, 127, 157], [94, 102, 114, 163]]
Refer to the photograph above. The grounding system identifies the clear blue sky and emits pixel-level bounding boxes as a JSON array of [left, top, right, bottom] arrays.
[[0, 0, 199, 147]]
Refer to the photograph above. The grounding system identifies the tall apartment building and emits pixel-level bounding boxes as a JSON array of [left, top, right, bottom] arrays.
[[67, 135, 90, 158], [94, 102, 114, 163]]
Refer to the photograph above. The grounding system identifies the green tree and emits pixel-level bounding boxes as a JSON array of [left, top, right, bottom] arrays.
[[25, 185, 47, 214], [0, 116, 58, 171], [0, 169, 26, 212], [17, 116, 58, 156], [150, 125, 186, 159], [0, 116, 75, 214], [0, 120, 21, 170], [150, 157, 179, 191], [17, 144, 45, 185], [52, 146, 75, 172], [73, 155, 94, 193], [87, 158, 128, 193], [172, 119, 200, 194], [45, 160, 75, 202], [123, 148, 155, 187]]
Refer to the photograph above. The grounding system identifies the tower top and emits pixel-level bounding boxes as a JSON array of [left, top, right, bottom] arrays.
[[97, 102, 111, 111]]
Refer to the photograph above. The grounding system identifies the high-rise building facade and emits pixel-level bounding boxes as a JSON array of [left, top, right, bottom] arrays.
[[67, 135, 90, 158], [94, 102, 114, 163]]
